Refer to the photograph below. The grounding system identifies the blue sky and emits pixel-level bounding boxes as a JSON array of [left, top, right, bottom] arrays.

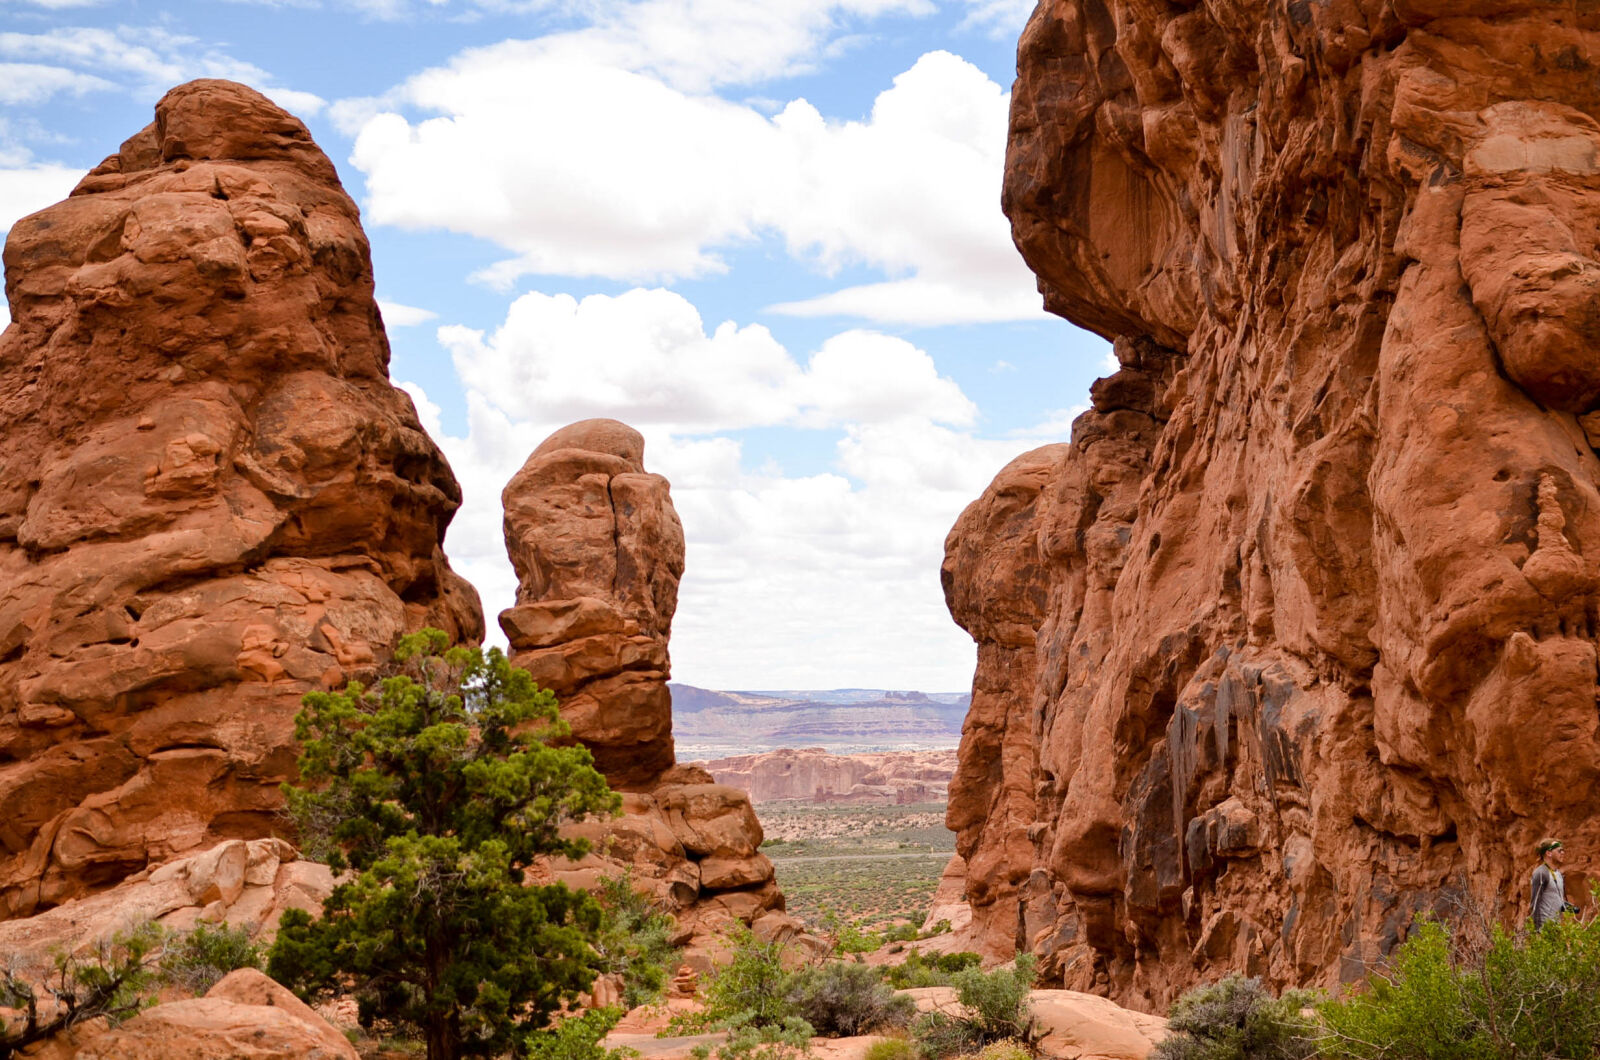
[[0, 0, 1113, 690]]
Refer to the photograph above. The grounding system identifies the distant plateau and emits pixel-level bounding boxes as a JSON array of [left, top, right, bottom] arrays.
[[668, 684, 967, 757]]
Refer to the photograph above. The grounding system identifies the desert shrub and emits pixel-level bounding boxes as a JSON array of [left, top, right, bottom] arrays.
[[1319, 914, 1600, 1060], [1154, 975, 1318, 1060], [691, 1015, 814, 1060], [0, 922, 162, 1055], [884, 950, 982, 989], [160, 922, 263, 995], [864, 1039, 915, 1060], [525, 1007, 637, 1060], [911, 955, 1035, 1058], [884, 924, 919, 944], [975, 1038, 1031, 1060], [786, 962, 914, 1036], [836, 922, 884, 955], [676, 927, 800, 1030], [593, 873, 678, 1009]]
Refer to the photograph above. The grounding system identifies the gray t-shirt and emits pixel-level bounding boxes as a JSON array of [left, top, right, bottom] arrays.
[[1532, 863, 1566, 928]]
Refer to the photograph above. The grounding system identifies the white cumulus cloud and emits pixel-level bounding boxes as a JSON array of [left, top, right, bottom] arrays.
[[347, 45, 1043, 324], [378, 299, 439, 327], [958, 0, 1036, 37], [0, 26, 325, 114], [438, 287, 975, 434], [0, 63, 114, 104], [412, 286, 1046, 688], [0, 160, 80, 234]]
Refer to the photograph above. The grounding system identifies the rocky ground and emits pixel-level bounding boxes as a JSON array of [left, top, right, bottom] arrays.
[[595, 988, 1166, 1060]]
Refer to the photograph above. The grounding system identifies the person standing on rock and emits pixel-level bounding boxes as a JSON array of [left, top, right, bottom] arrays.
[[1530, 838, 1573, 930]]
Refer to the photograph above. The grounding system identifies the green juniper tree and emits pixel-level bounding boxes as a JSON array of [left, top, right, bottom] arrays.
[[267, 629, 621, 1060]]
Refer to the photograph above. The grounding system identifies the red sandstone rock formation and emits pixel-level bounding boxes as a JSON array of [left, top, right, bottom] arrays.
[[0, 80, 482, 920], [73, 969, 357, 1059], [703, 748, 957, 804], [0, 839, 333, 972], [945, 2, 1600, 1008], [503, 420, 787, 949], [501, 419, 680, 790]]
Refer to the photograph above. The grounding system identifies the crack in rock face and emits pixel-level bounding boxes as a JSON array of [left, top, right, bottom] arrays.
[[0, 79, 483, 920], [943, 2, 1600, 1009]]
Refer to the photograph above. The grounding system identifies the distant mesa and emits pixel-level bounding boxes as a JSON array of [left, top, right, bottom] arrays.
[[699, 747, 957, 805], [669, 683, 968, 757]]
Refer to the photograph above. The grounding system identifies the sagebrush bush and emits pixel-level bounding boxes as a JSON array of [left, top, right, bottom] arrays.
[[975, 1038, 1030, 1060], [691, 1015, 815, 1060], [835, 922, 883, 955], [1154, 975, 1317, 1060], [954, 954, 1035, 1040], [1319, 914, 1600, 1060], [687, 927, 800, 1029], [911, 955, 1035, 1058], [864, 1039, 915, 1060], [884, 950, 982, 989], [786, 961, 913, 1036], [161, 922, 263, 994], [593, 873, 679, 1008]]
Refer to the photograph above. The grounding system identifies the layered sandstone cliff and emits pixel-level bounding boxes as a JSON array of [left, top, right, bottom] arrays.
[[946, 2, 1600, 1007], [0, 80, 483, 920], [503, 420, 789, 947]]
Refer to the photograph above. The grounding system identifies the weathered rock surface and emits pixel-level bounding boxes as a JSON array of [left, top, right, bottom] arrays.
[[502, 419, 680, 790], [72, 968, 357, 1059], [505, 421, 782, 947], [0, 839, 332, 976], [702, 748, 957, 804], [945, 1, 1600, 1009], [905, 987, 1166, 1060], [0, 80, 482, 920], [920, 854, 974, 936]]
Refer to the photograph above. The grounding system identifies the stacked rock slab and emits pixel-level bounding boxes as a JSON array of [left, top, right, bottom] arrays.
[[944, 3, 1600, 1009], [502, 420, 787, 947], [0, 80, 483, 920], [501, 419, 680, 789]]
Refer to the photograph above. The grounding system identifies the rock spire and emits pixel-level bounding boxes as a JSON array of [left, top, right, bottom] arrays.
[[0, 80, 483, 918]]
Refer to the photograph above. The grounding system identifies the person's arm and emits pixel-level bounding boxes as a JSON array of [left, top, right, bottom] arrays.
[[1532, 865, 1549, 927]]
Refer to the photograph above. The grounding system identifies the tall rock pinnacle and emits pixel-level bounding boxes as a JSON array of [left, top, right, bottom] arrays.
[[500, 419, 681, 790], [0, 80, 484, 918]]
